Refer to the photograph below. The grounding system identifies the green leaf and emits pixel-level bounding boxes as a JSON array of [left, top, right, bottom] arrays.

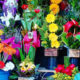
[[28, 46, 35, 62], [18, 48, 25, 61], [9, 75, 18, 79], [21, 19, 27, 30], [64, 56, 70, 68], [75, 35, 80, 41]]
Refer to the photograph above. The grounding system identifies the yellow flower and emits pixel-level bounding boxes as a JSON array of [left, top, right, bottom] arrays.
[[52, 74, 58, 78], [49, 23, 58, 32], [51, 40, 60, 48], [21, 67, 26, 71], [0, 30, 4, 36], [50, 0, 62, 4], [50, 4, 60, 15], [42, 41, 47, 44], [46, 14, 56, 23], [49, 33, 58, 41]]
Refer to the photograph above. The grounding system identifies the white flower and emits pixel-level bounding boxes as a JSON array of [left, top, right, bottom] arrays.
[[15, 14, 20, 21], [3, 62, 15, 71]]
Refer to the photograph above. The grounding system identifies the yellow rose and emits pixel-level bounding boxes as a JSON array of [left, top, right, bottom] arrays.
[[46, 14, 56, 23], [50, 4, 60, 15], [49, 23, 58, 32], [49, 33, 58, 41]]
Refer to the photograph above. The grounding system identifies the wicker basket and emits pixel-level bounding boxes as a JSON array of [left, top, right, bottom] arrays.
[[69, 49, 80, 57]]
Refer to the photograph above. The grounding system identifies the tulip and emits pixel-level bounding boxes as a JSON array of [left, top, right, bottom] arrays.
[[34, 9, 40, 13], [21, 4, 28, 10]]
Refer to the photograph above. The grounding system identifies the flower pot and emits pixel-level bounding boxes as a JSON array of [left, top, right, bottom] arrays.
[[44, 48, 58, 70], [69, 49, 80, 57], [44, 48, 58, 56], [0, 70, 10, 80], [18, 77, 35, 80]]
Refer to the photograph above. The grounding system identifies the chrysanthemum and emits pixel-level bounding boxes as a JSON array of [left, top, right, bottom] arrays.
[[49, 23, 58, 32], [46, 14, 56, 23], [49, 33, 58, 41], [50, 0, 62, 4], [50, 4, 60, 15]]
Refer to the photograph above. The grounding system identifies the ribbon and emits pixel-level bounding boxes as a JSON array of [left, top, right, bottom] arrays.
[[23, 31, 40, 54], [1, 37, 21, 60]]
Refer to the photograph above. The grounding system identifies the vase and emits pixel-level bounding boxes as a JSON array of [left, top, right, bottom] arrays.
[[69, 49, 79, 66], [18, 77, 35, 80], [45, 48, 58, 70], [0, 70, 10, 80]]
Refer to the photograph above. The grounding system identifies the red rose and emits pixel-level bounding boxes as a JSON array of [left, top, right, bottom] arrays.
[[69, 64, 75, 70], [55, 65, 64, 73], [0, 61, 5, 69], [21, 4, 28, 10], [34, 9, 40, 13]]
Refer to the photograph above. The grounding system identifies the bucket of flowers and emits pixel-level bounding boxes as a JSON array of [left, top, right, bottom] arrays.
[[0, 42, 16, 80]]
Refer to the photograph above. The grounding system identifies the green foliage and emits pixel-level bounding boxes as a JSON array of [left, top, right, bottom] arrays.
[[28, 46, 35, 62], [64, 56, 70, 68]]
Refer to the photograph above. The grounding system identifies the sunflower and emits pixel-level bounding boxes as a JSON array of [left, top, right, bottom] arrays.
[[50, 4, 60, 15], [50, 0, 62, 4], [46, 14, 56, 23]]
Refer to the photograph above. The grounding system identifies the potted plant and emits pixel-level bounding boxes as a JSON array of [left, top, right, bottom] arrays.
[[47, 57, 79, 80], [61, 19, 80, 65], [0, 42, 16, 80], [10, 48, 40, 80], [38, 1, 61, 69]]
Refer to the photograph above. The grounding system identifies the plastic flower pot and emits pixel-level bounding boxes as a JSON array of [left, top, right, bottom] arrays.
[[18, 77, 35, 80], [0, 70, 10, 80]]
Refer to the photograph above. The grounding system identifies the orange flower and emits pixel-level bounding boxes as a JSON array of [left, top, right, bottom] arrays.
[[50, 4, 60, 15], [0, 43, 16, 55], [0, 43, 4, 53], [50, 0, 62, 4], [3, 46, 16, 55]]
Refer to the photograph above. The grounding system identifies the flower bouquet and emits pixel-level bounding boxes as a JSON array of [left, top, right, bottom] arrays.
[[0, 41, 16, 80], [61, 19, 80, 57]]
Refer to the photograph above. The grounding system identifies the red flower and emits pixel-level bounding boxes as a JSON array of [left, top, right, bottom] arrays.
[[69, 64, 75, 70], [72, 19, 79, 26], [21, 4, 28, 10], [64, 21, 74, 33], [64, 67, 72, 76], [0, 61, 5, 69], [55, 65, 64, 73], [60, 1, 68, 10], [66, 32, 73, 38], [34, 9, 40, 13]]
